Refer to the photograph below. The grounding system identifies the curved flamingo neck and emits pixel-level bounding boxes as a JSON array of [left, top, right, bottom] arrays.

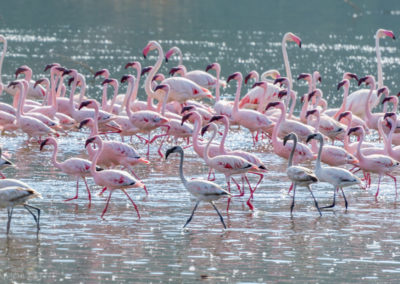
[[315, 136, 323, 170], [0, 38, 7, 85], [124, 65, 140, 110], [300, 96, 310, 122], [219, 116, 230, 153], [272, 104, 285, 145], [282, 36, 293, 89], [107, 82, 119, 113], [203, 124, 217, 165], [333, 85, 349, 119], [77, 75, 86, 104], [100, 71, 110, 110], [125, 77, 135, 119], [90, 138, 103, 176], [376, 32, 383, 88], [342, 115, 352, 151], [288, 91, 296, 118], [287, 136, 297, 167], [356, 130, 366, 161], [49, 140, 62, 169], [15, 83, 25, 121], [159, 87, 171, 115], [176, 149, 187, 185], [233, 75, 243, 114], [144, 42, 164, 102], [192, 113, 203, 155]]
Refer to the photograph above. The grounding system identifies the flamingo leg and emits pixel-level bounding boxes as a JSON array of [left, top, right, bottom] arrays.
[[375, 175, 382, 199], [0, 172, 6, 179], [290, 183, 296, 217], [101, 190, 114, 219], [231, 177, 241, 194], [183, 201, 200, 228], [82, 177, 92, 205], [340, 187, 348, 210], [98, 187, 107, 196], [288, 183, 294, 194], [65, 178, 80, 202], [210, 201, 226, 229], [156, 134, 168, 158], [244, 175, 254, 211], [321, 186, 337, 209], [24, 204, 41, 232], [146, 132, 151, 157], [6, 207, 13, 234], [226, 179, 232, 211], [386, 174, 398, 197], [307, 185, 322, 216], [121, 189, 141, 219], [207, 168, 215, 181], [127, 167, 147, 195], [249, 172, 264, 196]]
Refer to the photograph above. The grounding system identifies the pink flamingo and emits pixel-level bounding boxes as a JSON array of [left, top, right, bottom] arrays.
[[305, 109, 358, 167], [40, 137, 101, 205], [348, 126, 399, 198], [85, 136, 144, 219], [265, 101, 315, 164], [201, 122, 259, 210], [283, 133, 321, 216], [307, 133, 360, 210], [382, 113, 400, 161], [227, 72, 273, 144], [165, 46, 184, 65], [165, 146, 230, 229], [345, 29, 395, 118]]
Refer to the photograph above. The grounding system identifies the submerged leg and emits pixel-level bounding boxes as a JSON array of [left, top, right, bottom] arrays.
[[183, 201, 200, 228], [24, 204, 41, 232], [290, 183, 296, 217], [321, 186, 337, 209], [340, 187, 348, 210], [375, 175, 382, 199], [65, 178, 80, 202], [82, 177, 92, 205], [210, 201, 227, 229], [101, 190, 113, 219], [387, 174, 398, 197], [6, 207, 13, 234], [121, 189, 141, 219]]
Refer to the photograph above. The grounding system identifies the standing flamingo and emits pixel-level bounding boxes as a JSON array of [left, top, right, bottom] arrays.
[[165, 146, 230, 229], [283, 133, 320, 216], [85, 136, 144, 219], [40, 137, 101, 205], [306, 133, 361, 210], [0, 186, 41, 234]]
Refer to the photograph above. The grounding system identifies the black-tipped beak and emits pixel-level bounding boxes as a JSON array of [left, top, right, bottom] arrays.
[[378, 87, 387, 96], [15, 67, 28, 78], [226, 73, 238, 83], [382, 97, 392, 104], [34, 79, 45, 89], [101, 79, 113, 86], [205, 64, 214, 72], [384, 112, 395, 120], [78, 119, 90, 129], [209, 115, 223, 123], [39, 139, 48, 151], [308, 90, 317, 100], [94, 70, 106, 78], [169, 67, 180, 76], [201, 125, 210, 136], [141, 66, 152, 76], [306, 110, 317, 118], [124, 62, 136, 69], [7, 81, 18, 89], [278, 90, 288, 99], [79, 101, 92, 110], [274, 77, 286, 85], [337, 80, 346, 90], [154, 84, 166, 92], [265, 102, 279, 111], [252, 81, 265, 89], [44, 64, 57, 72], [306, 134, 317, 143], [121, 75, 130, 83], [347, 73, 359, 81], [338, 112, 350, 122], [85, 137, 96, 148], [347, 127, 360, 136], [181, 106, 194, 114], [68, 78, 74, 87], [181, 113, 192, 125], [297, 73, 309, 81], [358, 77, 368, 86]]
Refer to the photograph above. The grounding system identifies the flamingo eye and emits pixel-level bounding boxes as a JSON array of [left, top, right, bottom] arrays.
[[193, 89, 199, 95]]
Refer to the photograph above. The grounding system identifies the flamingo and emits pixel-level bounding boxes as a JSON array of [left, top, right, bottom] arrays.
[[345, 29, 395, 118], [282, 133, 321, 216], [0, 186, 41, 234], [165, 46, 184, 65], [383, 113, 400, 161], [227, 72, 273, 144], [165, 146, 230, 229], [306, 133, 361, 210], [348, 127, 399, 198], [265, 102, 315, 164], [85, 136, 144, 219], [201, 122, 259, 210], [40, 137, 102, 205]]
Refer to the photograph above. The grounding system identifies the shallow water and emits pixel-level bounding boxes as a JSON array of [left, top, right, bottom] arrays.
[[1, 0, 400, 282]]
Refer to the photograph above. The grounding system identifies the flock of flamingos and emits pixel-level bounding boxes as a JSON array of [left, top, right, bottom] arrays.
[[0, 28, 399, 234]]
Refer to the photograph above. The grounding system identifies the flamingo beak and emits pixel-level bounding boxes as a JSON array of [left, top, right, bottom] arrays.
[[15, 67, 28, 78], [79, 101, 92, 110], [209, 115, 223, 123], [85, 137, 96, 148], [121, 75, 130, 83], [138, 157, 150, 164], [141, 66, 153, 76], [39, 139, 49, 151], [205, 64, 214, 72], [265, 102, 279, 111]]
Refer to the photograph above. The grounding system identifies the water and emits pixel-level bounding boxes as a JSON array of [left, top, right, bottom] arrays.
[[1, 0, 400, 282]]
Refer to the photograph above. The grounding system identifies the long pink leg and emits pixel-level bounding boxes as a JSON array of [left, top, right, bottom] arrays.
[[375, 175, 382, 199], [249, 172, 264, 197], [121, 189, 141, 219], [231, 177, 242, 194], [288, 183, 294, 194], [244, 175, 255, 211], [82, 177, 91, 205], [226, 179, 232, 212], [101, 190, 113, 218], [207, 168, 215, 181], [251, 132, 256, 146], [98, 187, 107, 196], [387, 174, 398, 197], [65, 178, 79, 202], [128, 167, 148, 195], [0, 171, 6, 179], [135, 134, 149, 144], [146, 133, 151, 157], [157, 135, 168, 158]]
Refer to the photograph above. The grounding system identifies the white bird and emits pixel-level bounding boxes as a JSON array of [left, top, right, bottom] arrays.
[[283, 133, 321, 216], [0, 186, 41, 234], [165, 146, 230, 229]]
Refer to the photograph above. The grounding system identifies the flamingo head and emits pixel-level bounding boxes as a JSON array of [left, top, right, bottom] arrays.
[[307, 90, 318, 101], [265, 101, 281, 111], [120, 75, 132, 84], [274, 77, 289, 87], [34, 78, 48, 89], [181, 106, 195, 114], [165, 47, 177, 62], [358, 75, 374, 86], [181, 111, 195, 125], [44, 63, 61, 72], [85, 136, 98, 148], [381, 96, 395, 105], [313, 71, 322, 83], [306, 109, 318, 119], [101, 78, 118, 89], [141, 66, 153, 76], [285, 32, 302, 48], [78, 99, 97, 110], [347, 126, 363, 137], [205, 63, 217, 73], [154, 84, 169, 93], [124, 61, 140, 70], [39, 138, 51, 151], [165, 146, 182, 160], [377, 29, 396, 40], [244, 71, 258, 84], [227, 72, 241, 83], [78, 118, 94, 129], [337, 79, 349, 90], [306, 133, 321, 143], [283, 133, 297, 146], [264, 70, 280, 80], [252, 81, 267, 90], [15, 66, 30, 79], [378, 86, 389, 96], [343, 72, 359, 81], [94, 69, 109, 78], [7, 81, 20, 89], [384, 112, 397, 120], [338, 111, 352, 122], [152, 73, 165, 82], [142, 41, 157, 59], [200, 124, 212, 136], [297, 73, 312, 83], [169, 67, 183, 76], [278, 90, 288, 99], [209, 115, 224, 123]]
